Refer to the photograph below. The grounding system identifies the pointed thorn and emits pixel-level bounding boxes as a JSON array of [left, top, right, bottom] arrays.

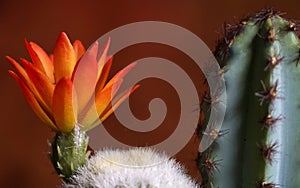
[[257, 141, 278, 164]]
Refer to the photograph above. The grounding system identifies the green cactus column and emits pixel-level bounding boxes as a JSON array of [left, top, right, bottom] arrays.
[[199, 9, 300, 188]]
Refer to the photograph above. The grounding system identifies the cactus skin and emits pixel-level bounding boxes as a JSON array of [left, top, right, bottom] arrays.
[[49, 125, 90, 181], [199, 9, 300, 188]]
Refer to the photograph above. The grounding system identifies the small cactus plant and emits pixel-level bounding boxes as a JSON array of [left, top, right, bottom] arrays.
[[63, 148, 198, 188], [199, 9, 300, 188]]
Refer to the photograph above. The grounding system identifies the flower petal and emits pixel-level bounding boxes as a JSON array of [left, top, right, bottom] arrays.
[[79, 79, 123, 131], [53, 32, 76, 82], [9, 71, 57, 131], [71, 46, 98, 114], [87, 41, 99, 60], [99, 85, 140, 122], [96, 79, 123, 116], [97, 38, 110, 79], [73, 40, 86, 61], [25, 39, 47, 75], [21, 58, 54, 114], [7, 56, 51, 113], [29, 42, 55, 83], [52, 77, 77, 132], [6, 56, 31, 86], [49, 54, 54, 63], [103, 62, 137, 90], [95, 56, 113, 91]]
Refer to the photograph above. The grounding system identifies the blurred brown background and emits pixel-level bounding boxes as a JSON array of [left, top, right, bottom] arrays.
[[0, 0, 299, 187]]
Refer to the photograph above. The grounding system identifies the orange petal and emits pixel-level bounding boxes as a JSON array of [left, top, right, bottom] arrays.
[[71, 47, 98, 114], [100, 85, 140, 121], [49, 54, 54, 63], [25, 39, 46, 75], [96, 79, 123, 116], [9, 71, 57, 131], [73, 40, 86, 61], [53, 32, 76, 82], [7, 56, 51, 114], [52, 77, 77, 132], [95, 56, 113, 91], [97, 38, 110, 79], [80, 79, 123, 130], [22, 58, 54, 113], [103, 62, 137, 90], [6, 56, 31, 86], [87, 41, 99, 60], [29, 42, 55, 83]]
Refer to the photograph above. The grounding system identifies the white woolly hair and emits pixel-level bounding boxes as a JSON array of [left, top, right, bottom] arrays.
[[62, 147, 199, 188]]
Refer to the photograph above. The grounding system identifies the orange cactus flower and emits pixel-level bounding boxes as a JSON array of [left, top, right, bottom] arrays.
[[7, 32, 139, 133]]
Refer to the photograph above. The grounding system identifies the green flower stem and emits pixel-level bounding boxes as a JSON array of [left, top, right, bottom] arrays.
[[49, 125, 89, 181]]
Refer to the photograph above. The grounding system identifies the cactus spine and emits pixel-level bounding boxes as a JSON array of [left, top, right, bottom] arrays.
[[199, 9, 300, 187]]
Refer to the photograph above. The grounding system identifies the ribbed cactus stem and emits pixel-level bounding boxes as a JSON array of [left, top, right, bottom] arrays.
[[199, 9, 300, 188], [49, 125, 89, 181]]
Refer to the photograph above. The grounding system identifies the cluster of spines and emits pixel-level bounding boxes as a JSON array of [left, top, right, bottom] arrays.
[[214, 8, 293, 65], [197, 93, 228, 187], [199, 8, 300, 188], [252, 9, 284, 166]]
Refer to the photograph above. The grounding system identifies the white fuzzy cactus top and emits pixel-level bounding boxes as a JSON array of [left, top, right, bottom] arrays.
[[62, 147, 199, 188]]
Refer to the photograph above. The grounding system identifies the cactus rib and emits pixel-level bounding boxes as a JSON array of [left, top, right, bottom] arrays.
[[199, 9, 300, 188]]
